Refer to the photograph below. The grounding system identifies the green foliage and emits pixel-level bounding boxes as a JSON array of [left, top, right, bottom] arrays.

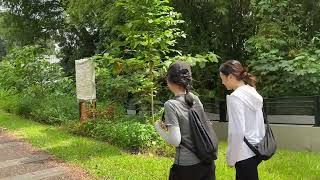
[[15, 95, 42, 118], [95, 101, 127, 120], [0, 89, 20, 114], [0, 0, 64, 47], [57, 0, 116, 75], [246, 0, 320, 96], [94, 0, 220, 113], [69, 119, 165, 151], [0, 89, 78, 124], [0, 38, 6, 60], [0, 91, 39, 120], [94, 51, 219, 115], [165, 52, 219, 68], [248, 42, 320, 96], [173, 0, 254, 57], [109, 0, 188, 120], [112, 0, 185, 55], [94, 53, 154, 105], [2, 110, 320, 180], [1, 0, 320, 98], [0, 46, 73, 95], [0, 45, 77, 124], [31, 95, 79, 124]]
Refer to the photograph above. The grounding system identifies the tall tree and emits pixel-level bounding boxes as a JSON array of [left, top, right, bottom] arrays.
[[99, 0, 186, 121], [246, 0, 320, 96], [0, 38, 6, 60], [172, 0, 255, 98], [0, 0, 64, 47], [56, 0, 115, 75]]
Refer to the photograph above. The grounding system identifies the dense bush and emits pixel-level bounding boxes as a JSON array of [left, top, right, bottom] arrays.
[[2, 0, 319, 160], [247, 40, 320, 96], [0, 89, 20, 113], [68, 119, 167, 152], [0, 88, 168, 152], [31, 95, 79, 124], [0, 90, 79, 124], [0, 46, 73, 96], [95, 101, 127, 120], [0, 90, 37, 116], [246, 1, 320, 96], [0, 45, 78, 124]]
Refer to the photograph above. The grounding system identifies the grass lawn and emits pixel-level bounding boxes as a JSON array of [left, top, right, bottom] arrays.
[[0, 111, 319, 180]]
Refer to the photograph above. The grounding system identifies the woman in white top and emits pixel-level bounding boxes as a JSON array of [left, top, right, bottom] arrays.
[[219, 60, 265, 180]]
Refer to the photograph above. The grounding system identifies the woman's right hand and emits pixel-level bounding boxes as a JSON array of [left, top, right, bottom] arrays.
[[155, 120, 167, 131]]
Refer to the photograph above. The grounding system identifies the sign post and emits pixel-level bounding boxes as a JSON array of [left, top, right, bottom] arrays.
[[75, 58, 96, 122]]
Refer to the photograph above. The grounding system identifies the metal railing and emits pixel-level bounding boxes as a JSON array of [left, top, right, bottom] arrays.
[[203, 96, 320, 127]]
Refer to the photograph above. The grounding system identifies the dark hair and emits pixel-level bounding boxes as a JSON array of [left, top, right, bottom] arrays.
[[219, 60, 256, 87], [167, 61, 194, 107]]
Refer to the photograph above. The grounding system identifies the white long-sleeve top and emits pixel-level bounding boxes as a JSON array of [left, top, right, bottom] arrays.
[[226, 85, 265, 167], [155, 122, 181, 147]]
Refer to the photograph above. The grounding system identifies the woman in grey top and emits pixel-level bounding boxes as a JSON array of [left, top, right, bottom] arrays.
[[155, 61, 215, 180]]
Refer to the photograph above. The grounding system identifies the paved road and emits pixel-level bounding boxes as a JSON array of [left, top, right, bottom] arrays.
[[0, 129, 91, 180]]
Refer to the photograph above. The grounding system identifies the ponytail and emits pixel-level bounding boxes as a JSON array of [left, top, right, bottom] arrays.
[[219, 60, 257, 88], [240, 71, 257, 88], [185, 84, 195, 107]]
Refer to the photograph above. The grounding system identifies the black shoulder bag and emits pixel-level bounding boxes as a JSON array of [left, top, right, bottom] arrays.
[[243, 109, 277, 161]]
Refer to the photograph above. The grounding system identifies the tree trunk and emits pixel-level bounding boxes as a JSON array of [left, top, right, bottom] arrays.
[[150, 62, 155, 123]]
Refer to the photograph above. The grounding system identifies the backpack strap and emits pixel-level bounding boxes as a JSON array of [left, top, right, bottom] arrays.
[[171, 97, 198, 154], [244, 107, 268, 154], [243, 137, 261, 155], [262, 106, 269, 124], [180, 140, 196, 154], [161, 111, 196, 154]]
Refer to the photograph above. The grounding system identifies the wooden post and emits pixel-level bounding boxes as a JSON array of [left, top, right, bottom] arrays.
[[79, 100, 97, 122], [92, 99, 97, 119], [79, 100, 88, 123]]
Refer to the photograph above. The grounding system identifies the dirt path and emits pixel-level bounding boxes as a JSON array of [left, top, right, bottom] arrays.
[[0, 128, 93, 180]]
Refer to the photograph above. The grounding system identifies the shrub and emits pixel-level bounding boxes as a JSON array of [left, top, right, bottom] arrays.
[[0, 89, 20, 113], [0, 45, 73, 96], [95, 101, 126, 120], [31, 95, 79, 124], [0, 45, 77, 124], [0, 90, 38, 117], [0, 89, 78, 124], [16, 95, 42, 117], [68, 119, 166, 151]]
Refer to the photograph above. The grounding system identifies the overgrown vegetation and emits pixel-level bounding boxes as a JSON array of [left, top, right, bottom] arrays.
[[1, 0, 318, 98], [246, 0, 320, 96], [0, 0, 319, 173], [0, 46, 76, 124], [1, 111, 320, 180], [0, 88, 169, 152], [67, 119, 170, 153]]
